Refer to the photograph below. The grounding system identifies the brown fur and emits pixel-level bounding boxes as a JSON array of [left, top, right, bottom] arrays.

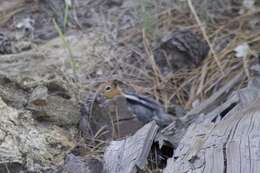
[[100, 80, 122, 99]]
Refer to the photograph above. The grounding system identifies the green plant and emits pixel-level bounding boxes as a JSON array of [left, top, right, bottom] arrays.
[[140, 0, 156, 39], [63, 1, 69, 29], [53, 19, 79, 80]]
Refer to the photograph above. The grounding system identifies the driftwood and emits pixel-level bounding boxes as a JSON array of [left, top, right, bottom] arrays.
[[163, 66, 260, 173], [104, 121, 159, 173]]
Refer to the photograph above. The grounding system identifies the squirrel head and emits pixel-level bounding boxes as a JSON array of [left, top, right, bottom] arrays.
[[100, 80, 122, 99]]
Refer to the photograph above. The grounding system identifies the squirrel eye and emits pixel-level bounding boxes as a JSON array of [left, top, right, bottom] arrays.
[[105, 86, 112, 91]]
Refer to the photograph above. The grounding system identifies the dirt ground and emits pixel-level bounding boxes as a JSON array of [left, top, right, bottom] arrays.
[[0, 0, 260, 172]]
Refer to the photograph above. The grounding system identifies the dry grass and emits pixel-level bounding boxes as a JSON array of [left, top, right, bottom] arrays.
[[70, 0, 260, 172], [88, 0, 260, 109]]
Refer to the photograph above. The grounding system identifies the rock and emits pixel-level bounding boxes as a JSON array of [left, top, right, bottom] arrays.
[[0, 74, 80, 126], [57, 154, 103, 173], [29, 85, 48, 106], [0, 33, 12, 54], [154, 30, 209, 74], [0, 29, 114, 170], [0, 46, 82, 126], [0, 97, 75, 172], [0, 75, 28, 109], [14, 41, 32, 52], [16, 17, 35, 40], [27, 93, 80, 126]]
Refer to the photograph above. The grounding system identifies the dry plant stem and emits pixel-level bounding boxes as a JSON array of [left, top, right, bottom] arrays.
[[142, 29, 161, 87], [243, 54, 250, 79], [197, 63, 208, 95], [53, 19, 78, 81], [115, 105, 120, 138], [187, 0, 224, 75], [209, 9, 260, 38], [89, 88, 103, 124], [85, 137, 108, 144], [109, 112, 116, 139], [167, 76, 196, 105], [91, 142, 105, 152], [119, 58, 153, 80], [5, 164, 10, 173], [248, 31, 260, 44], [185, 81, 197, 109], [94, 125, 108, 139]]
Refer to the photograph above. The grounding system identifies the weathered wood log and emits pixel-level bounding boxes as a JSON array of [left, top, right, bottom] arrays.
[[163, 66, 260, 173], [104, 121, 159, 173]]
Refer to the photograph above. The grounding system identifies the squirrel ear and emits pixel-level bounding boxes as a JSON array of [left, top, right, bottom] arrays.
[[112, 79, 121, 87]]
